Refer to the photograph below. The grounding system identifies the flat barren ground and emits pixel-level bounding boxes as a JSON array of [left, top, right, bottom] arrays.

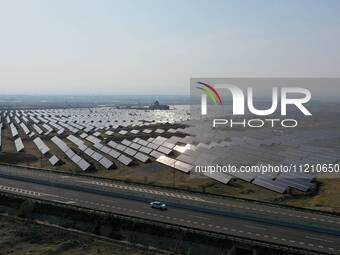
[[0, 215, 164, 255]]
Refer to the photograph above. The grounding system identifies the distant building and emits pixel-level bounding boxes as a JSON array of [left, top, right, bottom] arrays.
[[149, 100, 170, 110]]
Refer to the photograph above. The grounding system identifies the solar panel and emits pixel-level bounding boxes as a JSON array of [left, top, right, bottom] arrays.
[[116, 144, 127, 151], [174, 161, 192, 173], [162, 142, 175, 149], [78, 144, 87, 151], [118, 130, 128, 135], [100, 145, 111, 154], [176, 153, 198, 165], [130, 129, 139, 134], [67, 135, 84, 147], [49, 155, 60, 166], [124, 147, 137, 156], [10, 124, 18, 137], [94, 143, 104, 150], [156, 155, 175, 166], [117, 154, 133, 165], [143, 129, 152, 134], [167, 136, 182, 144], [99, 157, 114, 169], [203, 172, 232, 184], [14, 138, 24, 152], [275, 175, 311, 192], [153, 136, 167, 145], [147, 143, 159, 150], [20, 122, 30, 135], [4, 107, 325, 191], [86, 135, 101, 144], [180, 136, 194, 144], [150, 150, 163, 158], [121, 139, 132, 146], [155, 129, 164, 134], [80, 132, 88, 139], [51, 136, 69, 152], [130, 143, 141, 150], [108, 149, 121, 159], [173, 145, 188, 153], [92, 152, 103, 161], [40, 145, 49, 154], [65, 149, 75, 159], [197, 143, 210, 149], [33, 124, 43, 135], [78, 159, 91, 171], [284, 172, 314, 183], [134, 152, 149, 162], [42, 123, 53, 135], [228, 171, 256, 182], [71, 154, 82, 164], [137, 139, 149, 146], [33, 137, 50, 155], [157, 146, 172, 155], [93, 131, 101, 137], [84, 148, 95, 156], [139, 146, 152, 154], [252, 177, 287, 193], [108, 141, 118, 148]]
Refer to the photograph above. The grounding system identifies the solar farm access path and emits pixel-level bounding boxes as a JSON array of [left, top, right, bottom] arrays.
[[0, 164, 339, 254]]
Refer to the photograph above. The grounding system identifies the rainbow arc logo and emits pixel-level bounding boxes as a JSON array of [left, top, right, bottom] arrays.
[[196, 82, 223, 114]]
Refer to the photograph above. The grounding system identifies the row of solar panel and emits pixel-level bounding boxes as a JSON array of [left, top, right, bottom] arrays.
[[51, 136, 90, 171]]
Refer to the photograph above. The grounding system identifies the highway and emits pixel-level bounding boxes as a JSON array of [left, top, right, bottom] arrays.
[[0, 164, 339, 254]]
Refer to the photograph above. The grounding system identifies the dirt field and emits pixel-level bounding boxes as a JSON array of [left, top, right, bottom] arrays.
[[0, 123, 339, 213], [0, 215, 165, 255], [286, 179, 340, 212], [0, 123, 283, 199]]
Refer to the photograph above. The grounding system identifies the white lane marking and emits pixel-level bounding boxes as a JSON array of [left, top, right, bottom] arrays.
[[189, 215, 209, 220], [0, 185, 58, 198], [1, 187, 337, 253], [212, 201, 340, 224], [76, 180, 206, 202], [18, 173, 337, 226], [75, 181, 340, 226], [305, 236, 334, 243], [243, 224, 267, 231]]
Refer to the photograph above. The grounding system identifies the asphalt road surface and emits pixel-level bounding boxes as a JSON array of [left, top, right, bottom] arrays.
[[0, 164, 339, 254]]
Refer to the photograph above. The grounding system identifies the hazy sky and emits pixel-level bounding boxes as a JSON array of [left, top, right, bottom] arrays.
[[0, 0, 340, 95]]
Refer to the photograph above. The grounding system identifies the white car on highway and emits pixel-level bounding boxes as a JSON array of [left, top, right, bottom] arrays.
[[150, 201, 168, 211]]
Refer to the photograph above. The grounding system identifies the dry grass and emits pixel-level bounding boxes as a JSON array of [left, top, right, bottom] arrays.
[[1, 124, 339, 212], [286, 179, 340, 212], [0, 215, 163, 255]]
